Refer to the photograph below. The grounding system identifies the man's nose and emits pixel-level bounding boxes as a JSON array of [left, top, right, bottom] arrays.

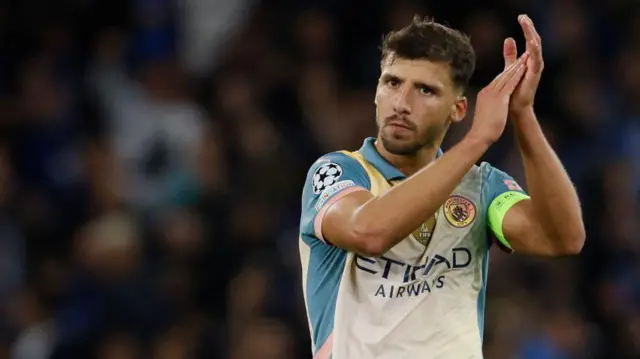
[[393, 86, 412, 115]]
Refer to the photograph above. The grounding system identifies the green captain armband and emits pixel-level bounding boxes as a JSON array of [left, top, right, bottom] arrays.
[[487, 191, 530, 250]]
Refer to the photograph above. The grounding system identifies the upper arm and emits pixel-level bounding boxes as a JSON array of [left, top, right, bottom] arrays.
[[300, 153, 372, 251], [500, 199, 561, 255], [483, 163, 564, 256], [482, 163, 538, 254]]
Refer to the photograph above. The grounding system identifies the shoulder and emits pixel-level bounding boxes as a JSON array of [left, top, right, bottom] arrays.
[[300, 151, 371, 240], [479, 161, 524, 191], [478, 161, 501, 177], [303, 151, 371, 196]]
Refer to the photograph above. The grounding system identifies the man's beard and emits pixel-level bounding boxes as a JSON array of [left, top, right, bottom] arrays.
[[379, 120, 447, 156]]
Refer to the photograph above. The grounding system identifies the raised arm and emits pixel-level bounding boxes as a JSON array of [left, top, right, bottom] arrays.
[[322, 136, 490, 256], [497, 15, 585, 256]]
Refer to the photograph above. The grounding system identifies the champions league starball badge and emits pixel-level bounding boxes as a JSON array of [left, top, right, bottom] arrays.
[[312, 163, 343, 194]]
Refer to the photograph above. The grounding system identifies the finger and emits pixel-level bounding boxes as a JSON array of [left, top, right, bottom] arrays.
[[500, 58, 527, 93], [528, 39, 543, 73], [525, 16, 544, 71], [525, 15, 542, 47], [503, 37, 518, 70], [521, 15, 543, 57], [491, 55, 522, 88], [494, 53, 529, 89], [519, 14, 535, 44]]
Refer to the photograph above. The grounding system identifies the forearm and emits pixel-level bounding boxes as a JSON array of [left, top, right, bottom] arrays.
[[352, 135, 490, 253], [512, 108, 585, 249]]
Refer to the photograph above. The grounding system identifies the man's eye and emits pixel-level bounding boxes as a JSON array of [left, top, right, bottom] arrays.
[[419, 87, 434, 95], [388, 79, 400, 88]]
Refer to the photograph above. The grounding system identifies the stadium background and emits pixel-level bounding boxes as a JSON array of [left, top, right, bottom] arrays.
[[0, 0, 638, 358]]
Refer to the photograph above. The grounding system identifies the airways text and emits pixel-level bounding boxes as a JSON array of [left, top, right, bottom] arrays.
[[354, 248, 473, 299]]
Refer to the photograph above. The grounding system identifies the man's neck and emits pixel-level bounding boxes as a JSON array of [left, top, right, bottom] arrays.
[[374, 138, 440, 177]]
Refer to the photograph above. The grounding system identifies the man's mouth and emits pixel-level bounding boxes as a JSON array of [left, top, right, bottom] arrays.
[[385, 116, 415, 131]]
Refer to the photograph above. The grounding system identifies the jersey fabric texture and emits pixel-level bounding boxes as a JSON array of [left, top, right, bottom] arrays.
[[298, 137, 528, 359]]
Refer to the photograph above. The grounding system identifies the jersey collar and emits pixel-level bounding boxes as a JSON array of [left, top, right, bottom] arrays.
[[358, 137, 444, 181]]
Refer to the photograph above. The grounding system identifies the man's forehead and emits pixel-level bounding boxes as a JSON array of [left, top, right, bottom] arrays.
[[381, 56, 453, 86]]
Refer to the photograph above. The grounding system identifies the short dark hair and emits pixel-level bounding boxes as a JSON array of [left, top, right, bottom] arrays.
[[380, 15, 476, 91]]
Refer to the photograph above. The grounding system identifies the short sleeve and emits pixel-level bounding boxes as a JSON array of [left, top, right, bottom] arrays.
[[300, 152, 371, 245], [480, 162, 530, 252]]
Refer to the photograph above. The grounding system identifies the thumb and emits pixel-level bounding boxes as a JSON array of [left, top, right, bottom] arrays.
[[503, 37, 518, 70]]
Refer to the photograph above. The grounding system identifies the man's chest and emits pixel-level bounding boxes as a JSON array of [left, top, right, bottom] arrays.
[[347, 157, 489, 296], [353, 207, 486, 284]]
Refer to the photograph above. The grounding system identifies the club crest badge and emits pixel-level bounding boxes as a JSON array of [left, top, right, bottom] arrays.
[[443, 195, 476, 228]]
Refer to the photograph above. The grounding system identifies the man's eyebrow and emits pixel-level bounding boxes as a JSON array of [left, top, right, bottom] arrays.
[[381, 73, 444, 91], [380, 73, 403, 82]]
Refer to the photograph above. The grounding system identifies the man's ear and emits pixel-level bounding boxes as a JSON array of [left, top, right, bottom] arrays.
[[450, 96, 468, 124]]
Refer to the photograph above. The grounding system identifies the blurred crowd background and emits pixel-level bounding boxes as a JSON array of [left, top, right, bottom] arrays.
[[0, 0, 639, 358]]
